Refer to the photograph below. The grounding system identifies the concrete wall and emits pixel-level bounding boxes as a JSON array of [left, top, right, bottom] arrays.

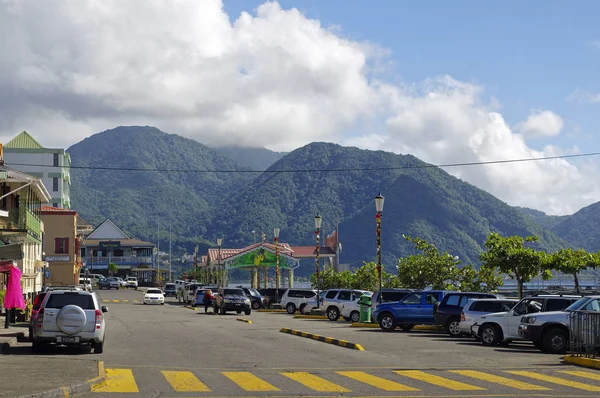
[[41, 211, 78, 286]]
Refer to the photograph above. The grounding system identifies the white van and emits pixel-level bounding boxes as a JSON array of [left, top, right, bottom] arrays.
[[125, 276, 138, 289]]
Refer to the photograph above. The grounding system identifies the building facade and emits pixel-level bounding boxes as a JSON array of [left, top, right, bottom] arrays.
[[0, 163, 52, 295], [3, 131, 72, 209], [81, 219, 156, 276], [41, 206, 81, 286]]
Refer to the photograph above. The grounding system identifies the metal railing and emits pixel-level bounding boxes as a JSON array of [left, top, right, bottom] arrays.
[[569, 311, 600, 359], [85, 256, 153, 265]]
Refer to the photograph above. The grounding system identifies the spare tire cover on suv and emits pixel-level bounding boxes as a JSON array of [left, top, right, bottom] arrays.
[[57, 305, 87, 335]]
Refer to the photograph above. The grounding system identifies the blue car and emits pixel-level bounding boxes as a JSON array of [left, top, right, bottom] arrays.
[[373, 290, 448, 332], [193, 286, 218, 307], [163, 283, 177, 297]]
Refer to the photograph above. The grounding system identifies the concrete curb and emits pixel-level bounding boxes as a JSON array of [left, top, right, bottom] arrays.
[[236, 318, 253, 324], [564, 355, 600, 370], [351, 322, 441, 331], [294, 314, 328, 320], [14, 360, 106, 398], [184, 305, 198, 311], [0, 329, 28, 354], [279, 328, 364, 351], [257, 309, 287, 313]]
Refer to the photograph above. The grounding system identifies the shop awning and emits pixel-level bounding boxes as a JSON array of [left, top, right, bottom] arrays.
[[0, 243, 24, 260], [0, 260, 16, 273]]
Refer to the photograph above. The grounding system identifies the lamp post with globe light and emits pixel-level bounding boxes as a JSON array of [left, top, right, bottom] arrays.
[[314, 214, 322, 309], [274, 228, 280, 300], [375, 193, 385, 303]]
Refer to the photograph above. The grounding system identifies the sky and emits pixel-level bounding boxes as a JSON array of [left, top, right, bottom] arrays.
[[0, 0, 599, 216]]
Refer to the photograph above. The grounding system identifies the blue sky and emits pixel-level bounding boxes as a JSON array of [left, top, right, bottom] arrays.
[[225, 0, 600, 152]]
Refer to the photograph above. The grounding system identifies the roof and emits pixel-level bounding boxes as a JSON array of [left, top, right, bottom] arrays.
[[86, 218, 130, 240], [206, 242, 294, 263], [289, 246, 336, 258], [83, 238, 155, 247], [0, 165, 52, 202], [41, 206, 78, 216], [5, 131, 44, 149]]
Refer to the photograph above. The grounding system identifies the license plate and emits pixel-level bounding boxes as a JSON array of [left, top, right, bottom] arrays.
[[235, 303, 241, 306], [57, 336, 79, 343]]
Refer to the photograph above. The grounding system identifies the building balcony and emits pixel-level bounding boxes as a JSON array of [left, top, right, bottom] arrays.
[[0, 207, 42, 242], [84, 256, 153, 266]]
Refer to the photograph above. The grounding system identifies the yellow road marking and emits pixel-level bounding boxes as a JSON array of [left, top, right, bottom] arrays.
[[395, 370, 485, 391], [133, 300, 140, 302], [506, 371, 600, 392], [92, 369, 139, 393], [450, 370, 550, 391], [222, 372, 280, 391], [162, 370, 211, 392], [337, 371, 419, 391], [122, 300, 129, 303], [559, 370, 600, 382], [281, 372, 350, 392], [112, 300, 119, 303], [102, 300, 109, 303]]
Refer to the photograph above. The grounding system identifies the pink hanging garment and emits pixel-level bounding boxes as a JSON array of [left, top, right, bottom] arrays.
[[3, 265, 25, 309]]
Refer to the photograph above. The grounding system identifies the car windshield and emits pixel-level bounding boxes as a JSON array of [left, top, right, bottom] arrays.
[[247, 288, 261, 296], [165, 284, 176, 289], [224, 289, 245, 296], [512, 299, 542, 316], [147, 289, 162, 294], [46, 293, 95, 310], [565, 297, 591, 311]]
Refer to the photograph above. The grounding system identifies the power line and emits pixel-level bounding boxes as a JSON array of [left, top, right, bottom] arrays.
[[6, 151, 600, 174]]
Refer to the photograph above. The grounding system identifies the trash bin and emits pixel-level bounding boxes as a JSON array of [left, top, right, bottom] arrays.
[[359, 294, 372, 323]]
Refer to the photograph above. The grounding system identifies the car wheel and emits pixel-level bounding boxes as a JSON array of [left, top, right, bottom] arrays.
[[543, 328, 568, 354], [533, 341, 545, 351], [252, 301, 261, 310], [327, 307, 340, 321], [32, 339, 44, 353], [245, 309, 251, 316], [286, 303, 296, 314], [350, 311, 360, 323], [446, 318, 462, 337], [399, 324, 414, 332], [379, 313, 397, 332], [299, 304, 307, 314], [480, 325, 502, 346], [94, 339, 104, 354]]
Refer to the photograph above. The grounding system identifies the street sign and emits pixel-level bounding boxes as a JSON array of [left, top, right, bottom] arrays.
[[44, 270, 50, 278]]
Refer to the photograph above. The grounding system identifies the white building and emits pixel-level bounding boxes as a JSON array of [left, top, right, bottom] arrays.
[[3, 131, 72, 209]]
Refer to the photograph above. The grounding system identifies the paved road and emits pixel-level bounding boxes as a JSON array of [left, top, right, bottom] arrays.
[[82, 288, 600, 397]]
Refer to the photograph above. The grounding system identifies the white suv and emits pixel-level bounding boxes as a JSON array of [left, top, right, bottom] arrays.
[[125, 276, 138, 289], [280, 289, 318, 314], [321, 289, 372, 321], [32, 290, 107, 353]]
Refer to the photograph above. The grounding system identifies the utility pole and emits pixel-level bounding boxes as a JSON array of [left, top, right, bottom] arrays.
[[169, 221, 172, 282], [157, 220, 160, 286]]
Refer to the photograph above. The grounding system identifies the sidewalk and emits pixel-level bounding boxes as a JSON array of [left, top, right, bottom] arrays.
[[0, 314, 104, 398]]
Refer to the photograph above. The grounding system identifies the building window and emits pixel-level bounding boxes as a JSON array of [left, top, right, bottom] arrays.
[[53, 203, 58, 208], [53, 153, 59, 167], [54, 238, 69, 254], [52, 178, 59, 192]]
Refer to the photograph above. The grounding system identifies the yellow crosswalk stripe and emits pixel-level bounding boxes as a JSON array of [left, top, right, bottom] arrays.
[[222, 371, 280, 392], [395, 370, 485, 391], [133, 300, 140, 303], [112, 300, 119, 303], [337, 371, 419, 391], [102, 300, 109, 303], [93, 369, 139, 393], [450, 370, 551, 391], [559, 370, 600, 382], [282, 372, 350, 392], [122, 300, 129, 303], [506, 371, 600, 392], [162, 370, 211, 392]]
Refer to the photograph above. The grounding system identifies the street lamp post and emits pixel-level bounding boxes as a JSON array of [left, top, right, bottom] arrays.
[[314, 214, 322, 309], [194, 245, 198, 282], [217, 238, 222, 287], [274, 227, 280, 301], [375, 193, 385, 303]]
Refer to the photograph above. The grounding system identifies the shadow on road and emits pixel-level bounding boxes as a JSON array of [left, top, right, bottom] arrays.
[[6, 345, 94, 356]]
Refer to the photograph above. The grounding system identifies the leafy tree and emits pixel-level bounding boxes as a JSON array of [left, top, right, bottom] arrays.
[[546, 248, 600, 293], [310, 262, 400, 292], [480, 233, 551, 298], [457, 264, 503, 292], [108, 263, 118, 276]]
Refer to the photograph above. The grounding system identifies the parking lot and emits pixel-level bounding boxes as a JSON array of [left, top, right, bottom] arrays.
[[79, 288, 600, 397]]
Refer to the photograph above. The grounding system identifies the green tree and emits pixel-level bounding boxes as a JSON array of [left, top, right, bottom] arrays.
[[457, 264, 503, 292], [546, 248, 600, 293], [480, 233, 551, 298], [108, 263, 118, 276]]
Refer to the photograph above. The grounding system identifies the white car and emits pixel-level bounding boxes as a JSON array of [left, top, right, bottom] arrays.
[[280, 288, 317, 314], [144, 288, 165, 305], [340, 298, 363, 323], [459, 298, 519, 335], [125, 276, 138, 289]]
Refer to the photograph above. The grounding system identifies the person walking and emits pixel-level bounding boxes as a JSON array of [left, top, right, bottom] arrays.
[[203, 289, 214, 314]]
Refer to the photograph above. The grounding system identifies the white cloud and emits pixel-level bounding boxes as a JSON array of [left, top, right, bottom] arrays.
[[589, 39, 600, 49], [566, 89, 600, 103], [515, 110, 563, 138], [0, 0, 598, 215]]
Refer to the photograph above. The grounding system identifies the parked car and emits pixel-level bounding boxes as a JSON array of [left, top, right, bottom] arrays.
[[258, 288, 288, 308], [115, 277, 127, 287], [144, 288, 165, 305], [373, 290, 448, 332], [434, 292, 505, 337], [237, 287, 265, 310], [472, 294, 581, 347], [125, 276, 138, 289], [193, 286, 218, 307], [371, 289, 413, 305], [163, 283, 177, 297], [213, 288, 251, 315], [458, 298, 519, 336], [77, 278, 92, 291], [319, 289, 372, 321], [31, 290, 107, 353], [97, 277, 120, 290], [280, 288, 318, 314], [301, 291, 327, 314], [29, 291, 48, 341], [519, 295, 600, 353], [340, 297, 367, 323]]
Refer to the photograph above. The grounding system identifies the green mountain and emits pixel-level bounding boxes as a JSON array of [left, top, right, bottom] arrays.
[[213, 146, 286, 171], [516, 207, 569, 229], [550, 201, 600, 252]]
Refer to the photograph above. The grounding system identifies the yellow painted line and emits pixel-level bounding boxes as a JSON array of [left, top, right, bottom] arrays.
[[337, 371, 419, 391], [559, 370, 600, 382], [236, 318, 252, 324], [506, 371, 600, 392], [564, 355, 600, 370], [102, 300, 109, 303], [222, 372, 280, 392], [294, 315, 328, 319], [92, 368, 139, 393], [133, 300, 140, 303], [395, 370, 485, 391], [162, 370, 211, 392], [450, 370, 550, 391], [112, 300, 119, 303], [122, 300, 129, 303], [282, 372, 350, 392]]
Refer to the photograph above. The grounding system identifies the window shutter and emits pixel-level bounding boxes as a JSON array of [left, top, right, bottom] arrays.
[[54, 238, 60, 254], [65, 238, 69, 254]]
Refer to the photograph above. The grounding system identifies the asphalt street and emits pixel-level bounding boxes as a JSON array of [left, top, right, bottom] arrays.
[[79, 288, 600, 398]]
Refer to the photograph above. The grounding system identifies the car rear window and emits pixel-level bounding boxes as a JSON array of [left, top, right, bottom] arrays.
[[147, 289, 162, 294], [46, 293, 95, 310], [165, 284, 176, 289], [382, 291, 409, 302], [224, 289, 245, 296]]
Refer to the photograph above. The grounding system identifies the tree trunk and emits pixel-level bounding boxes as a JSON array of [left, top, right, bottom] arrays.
[[574, 273, 580, 294], [518, 279, 524, 299]]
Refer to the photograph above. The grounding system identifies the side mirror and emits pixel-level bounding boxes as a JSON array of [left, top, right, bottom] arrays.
[[101, 306, 108, 313]]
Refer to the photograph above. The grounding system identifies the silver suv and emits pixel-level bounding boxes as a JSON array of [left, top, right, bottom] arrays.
[[32, 290, 107, 354]]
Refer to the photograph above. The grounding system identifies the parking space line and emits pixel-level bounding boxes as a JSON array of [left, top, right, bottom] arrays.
[[337, 371, 419, 391], [559, 370, 600, 382], [92, 368, 139, 393], [162, 370, 211, 392], [450, 370, 551, 391], [506, 371, 600, 392], [395, 370, 486, 391], [281, 372, 351, 392], [222, 371, 280, 391]]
